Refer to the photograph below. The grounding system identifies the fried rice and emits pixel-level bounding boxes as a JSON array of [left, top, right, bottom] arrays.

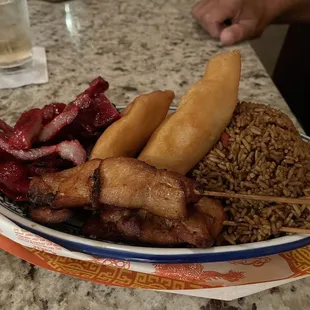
[[192, 102, 310, 244]]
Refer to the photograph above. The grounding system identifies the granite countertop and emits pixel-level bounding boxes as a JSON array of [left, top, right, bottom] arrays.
[[0, 0, 309, 309]]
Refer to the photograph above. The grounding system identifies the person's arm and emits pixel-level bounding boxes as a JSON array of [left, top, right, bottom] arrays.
[[275, 0, 310, 23], [192, 0, 310, 45]]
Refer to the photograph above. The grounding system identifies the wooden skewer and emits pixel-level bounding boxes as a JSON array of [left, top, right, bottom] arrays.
[[223, 221, 310, 235], [202, 192, 310, 235], [279, 227, 310, 235], [200, 190, 310, 206]]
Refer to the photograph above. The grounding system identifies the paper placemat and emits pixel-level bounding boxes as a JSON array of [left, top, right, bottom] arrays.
[[1, 213, 310, 300], [0, 47, 48, 89]]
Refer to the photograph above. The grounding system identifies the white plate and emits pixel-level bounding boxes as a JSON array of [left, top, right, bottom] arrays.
[[1, 116, 309, 263]]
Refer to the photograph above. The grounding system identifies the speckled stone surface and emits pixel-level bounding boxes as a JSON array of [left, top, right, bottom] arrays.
[[0, 0, 309, 309], [1, 250, 310, 310], [0, 0, 298, 126]]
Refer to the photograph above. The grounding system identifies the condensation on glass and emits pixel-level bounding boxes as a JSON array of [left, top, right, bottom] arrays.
[[0, 0, 32, 70]]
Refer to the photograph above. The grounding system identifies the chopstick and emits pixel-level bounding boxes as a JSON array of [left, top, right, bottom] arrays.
[[200, 190, 310, 206], [223, 221, 310, 235]]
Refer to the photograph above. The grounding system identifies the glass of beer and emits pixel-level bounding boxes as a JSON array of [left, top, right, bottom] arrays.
[[0, 0, 33, 71]]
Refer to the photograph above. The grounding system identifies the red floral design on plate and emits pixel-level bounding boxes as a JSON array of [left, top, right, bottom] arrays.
[[154, 264, 245, 283], [230, 257, 271, 267]]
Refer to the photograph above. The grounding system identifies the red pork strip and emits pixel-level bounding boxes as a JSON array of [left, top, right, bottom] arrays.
[[0, 136, 86, 165], [1, 134, 56, 159], [8, 108, 43, 150], [87, 76, 109, 96], [72, 93, 92, 109], [71, 77, 108, 109], [38, 104, 79, 142], [0, 161, 30, 201], [55, 140, 86, 165], [72, 77, 109, 110], [69, 78, 120, 135], [42, 103, 66, 122], [92, 93, 120, 128], [0, 119, 14, 135]]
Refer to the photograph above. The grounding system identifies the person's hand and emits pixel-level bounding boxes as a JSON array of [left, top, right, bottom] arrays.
[[192, 0, 282, 45]]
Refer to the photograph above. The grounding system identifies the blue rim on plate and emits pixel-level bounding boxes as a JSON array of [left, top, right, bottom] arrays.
[[0, 134, 309, 264]]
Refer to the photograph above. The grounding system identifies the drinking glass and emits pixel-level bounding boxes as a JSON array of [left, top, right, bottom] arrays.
[[0, 0, 33, 71]]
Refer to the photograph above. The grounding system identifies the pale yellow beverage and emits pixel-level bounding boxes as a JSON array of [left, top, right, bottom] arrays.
[[0, 0, 32, 70]]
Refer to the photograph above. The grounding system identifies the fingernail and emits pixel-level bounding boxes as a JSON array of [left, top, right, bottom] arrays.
[[220, 30, 236, 46]]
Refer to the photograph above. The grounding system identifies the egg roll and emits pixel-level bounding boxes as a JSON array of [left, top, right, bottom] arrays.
[[139, 50, 241, 174], [90, 90, 174, 160]]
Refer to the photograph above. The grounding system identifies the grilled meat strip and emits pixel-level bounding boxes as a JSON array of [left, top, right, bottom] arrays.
[[29, 157, 225, 247], [29, 157, 200, 219], [81, 215, 124, 242], [29, 159, 101, 208], [194, 196, 225, 239], [98, 157, 200, 218], [82, 196, 225, 248], [29, 206, 73, 224]]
